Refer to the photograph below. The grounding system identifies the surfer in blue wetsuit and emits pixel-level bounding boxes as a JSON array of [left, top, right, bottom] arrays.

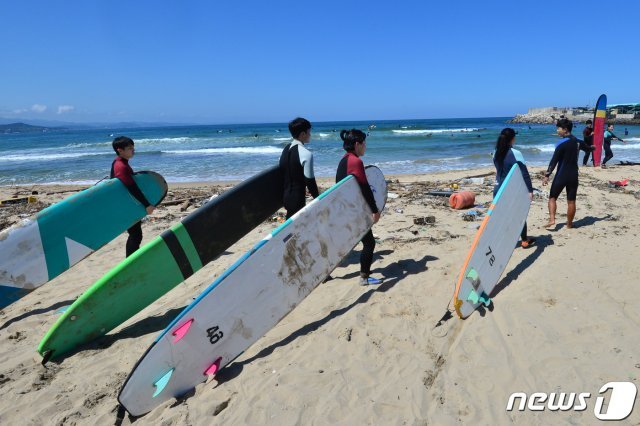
[[279, 117, 319, 218], [493, 128, 536, 248], [336, 129, 382, 286], [111, 136, 155, 257], [601, 124, 626, 168], [542, 119, 592, 229]]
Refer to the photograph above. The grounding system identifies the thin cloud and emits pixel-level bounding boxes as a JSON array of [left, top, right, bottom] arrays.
[[57, 105, 75, 114], [31, 104, 47, 113]]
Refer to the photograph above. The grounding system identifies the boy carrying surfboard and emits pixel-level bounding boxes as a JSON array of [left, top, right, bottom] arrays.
[[111, 136, 155, 257], [279, 117, 320, 218]]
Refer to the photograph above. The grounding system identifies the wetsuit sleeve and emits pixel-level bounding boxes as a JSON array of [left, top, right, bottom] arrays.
[[350, 159, 378, 214], [299, 146, 319, 198], [576, 138, 593, 152], [545, 144, 563, 177], [112, 160, 151, 207]]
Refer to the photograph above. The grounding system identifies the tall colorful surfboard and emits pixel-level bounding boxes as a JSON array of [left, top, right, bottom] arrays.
[[453, 164, 530, 319], [38, 166, 283, 361], [592, 94, 607, 167], [118, 166, 387, 416], [0, 172, 167, 309]]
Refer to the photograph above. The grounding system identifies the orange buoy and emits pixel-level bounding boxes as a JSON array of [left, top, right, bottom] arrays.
[[449, 191, 475, 209]]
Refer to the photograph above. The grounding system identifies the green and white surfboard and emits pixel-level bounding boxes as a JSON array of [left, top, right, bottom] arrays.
[[0, 172, 167, 309]]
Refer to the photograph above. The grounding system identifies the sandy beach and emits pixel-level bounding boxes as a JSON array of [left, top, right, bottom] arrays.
[[1, 164, 640, 425]]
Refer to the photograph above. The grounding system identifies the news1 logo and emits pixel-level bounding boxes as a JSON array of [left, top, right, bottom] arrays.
[[506, 382, 637, 421]]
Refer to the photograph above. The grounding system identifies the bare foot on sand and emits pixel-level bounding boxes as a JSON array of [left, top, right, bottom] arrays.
[[543, 221, 555, 229]]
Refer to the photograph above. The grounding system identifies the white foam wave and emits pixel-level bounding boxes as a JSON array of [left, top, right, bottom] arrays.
[[162, 146, 282, 155], [274, 137, 292, 141], [0, 152, 106, 162], [529, 141, 640, 153], [392, 128, 480, 135], [65, 141, 111, 148], [136, 137, 198, 144], [317, 133, 335, 138], [611, 142, 640, 150]]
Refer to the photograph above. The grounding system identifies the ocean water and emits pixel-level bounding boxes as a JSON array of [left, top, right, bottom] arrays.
[[1, 118, 639, 185]]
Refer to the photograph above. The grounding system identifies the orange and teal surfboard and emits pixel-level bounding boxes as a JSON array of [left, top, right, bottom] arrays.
[[592, 94, 607, 167]]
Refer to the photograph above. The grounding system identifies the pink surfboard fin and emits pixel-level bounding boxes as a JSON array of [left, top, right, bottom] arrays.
[[204, 357, 223, 376], [172, 319, 194, 343]]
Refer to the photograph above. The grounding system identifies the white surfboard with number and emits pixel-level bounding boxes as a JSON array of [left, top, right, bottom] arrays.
[[453, 164, 531, 318], [118, 166, 387, 416]]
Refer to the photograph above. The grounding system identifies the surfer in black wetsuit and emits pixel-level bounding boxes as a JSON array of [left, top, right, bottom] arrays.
[[279, 117, 319, 218], [111, 136, 155, 257], [336, 129, 381, 286], [542, 118, 592, 229], [581, 120, 594, 166], [493, 128, 536, 248]]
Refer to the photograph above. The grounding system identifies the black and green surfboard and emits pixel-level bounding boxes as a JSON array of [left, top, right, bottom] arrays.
[[38, 166, 283, 360]]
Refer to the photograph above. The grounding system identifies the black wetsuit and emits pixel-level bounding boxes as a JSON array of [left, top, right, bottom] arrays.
[[279, 140, 319, 218], [545, 135, 588, 201], [336, 152, 378, 276], [582, 127, 594, 165], [493, 148, 533, 241]]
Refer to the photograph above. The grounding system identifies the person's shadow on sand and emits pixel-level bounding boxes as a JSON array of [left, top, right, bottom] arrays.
[[49, 306, 187, 364], [337, 249, 394, 269], [491, 233, 554, 298], [546, 214, 611, 231], [213, 255, 437, 386]]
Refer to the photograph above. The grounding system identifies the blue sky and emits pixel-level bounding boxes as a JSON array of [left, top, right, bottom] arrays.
[[2, 0, 639, 124]]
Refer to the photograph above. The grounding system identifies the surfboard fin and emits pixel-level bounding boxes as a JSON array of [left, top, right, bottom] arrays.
[[153, 369, 174, 398], [467, 290, 491, 306], [56, 305, 70, 314], [465, 268, 480, 290], [204, 357, 223, 376], [41, 350, 53, 366], [172, 319, 194, 343]]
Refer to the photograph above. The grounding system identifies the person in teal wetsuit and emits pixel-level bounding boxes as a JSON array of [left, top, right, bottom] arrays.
[[602, 124, 626, 168]]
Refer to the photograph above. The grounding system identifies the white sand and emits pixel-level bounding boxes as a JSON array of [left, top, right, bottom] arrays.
[[1, 165, 639, 425]]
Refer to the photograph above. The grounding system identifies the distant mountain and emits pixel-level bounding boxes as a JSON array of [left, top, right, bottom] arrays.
[[0, 122, 65, 134], [0, 117, 202, 129]]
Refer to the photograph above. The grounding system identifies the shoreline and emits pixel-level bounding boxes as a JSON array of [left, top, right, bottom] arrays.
[[0, 167, 498, 190]]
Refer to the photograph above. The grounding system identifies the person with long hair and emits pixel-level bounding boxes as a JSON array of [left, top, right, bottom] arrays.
[[336, 129, 381, 285], [493, 128, 535, 248]]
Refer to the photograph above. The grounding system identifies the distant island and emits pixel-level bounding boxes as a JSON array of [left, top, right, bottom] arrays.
[[0, 122, 64, 134], [509, 103, 640, 124]]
